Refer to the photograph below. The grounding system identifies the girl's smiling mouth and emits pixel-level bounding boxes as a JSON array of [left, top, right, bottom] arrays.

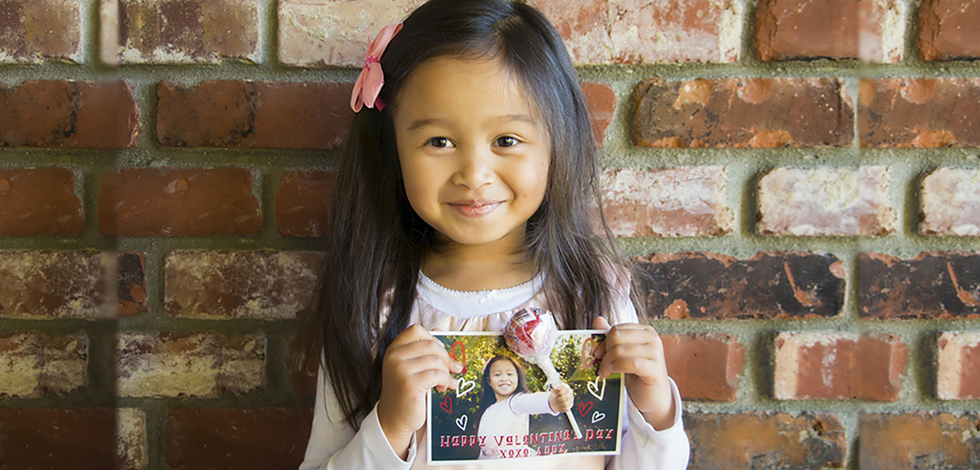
[[450, 201, 501, 217]]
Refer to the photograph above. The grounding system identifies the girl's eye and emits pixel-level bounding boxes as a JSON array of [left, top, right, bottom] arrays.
[[495, 136, 519, 148], [426, 137, 452, 148]]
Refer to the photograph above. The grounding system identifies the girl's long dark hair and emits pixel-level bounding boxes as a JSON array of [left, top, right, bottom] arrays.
[[291, 0, 640, 430], [476, 355, 529, 425]]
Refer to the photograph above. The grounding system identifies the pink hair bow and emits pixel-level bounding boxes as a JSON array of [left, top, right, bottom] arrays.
[[350, 22, 403, 112]]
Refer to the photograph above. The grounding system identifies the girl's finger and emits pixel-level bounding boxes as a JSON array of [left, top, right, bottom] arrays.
[[412, 368, 457, 392], [593, 316, 611, 330], [600, 356, 659, 380]]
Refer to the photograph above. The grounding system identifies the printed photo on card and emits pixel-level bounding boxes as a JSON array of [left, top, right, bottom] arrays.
[[427, 330, 623, 465]]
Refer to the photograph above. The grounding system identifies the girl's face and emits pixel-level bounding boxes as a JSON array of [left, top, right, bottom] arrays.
[[393, 57, 550, 256], [488, 359, 519, 401]]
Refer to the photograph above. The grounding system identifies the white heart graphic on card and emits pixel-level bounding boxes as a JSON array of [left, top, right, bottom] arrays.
[[591, 411, 605, 423], [587, 377, 606, 401], [455, 414, 468, 431], [456, 378, 476, 398]]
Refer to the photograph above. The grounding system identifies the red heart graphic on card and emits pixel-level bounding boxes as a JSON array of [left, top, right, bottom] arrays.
[[450, 341, 467, 375], [581, 337, 598, 369], [439, 396, 453, 414], [577, 401, 593, 418]]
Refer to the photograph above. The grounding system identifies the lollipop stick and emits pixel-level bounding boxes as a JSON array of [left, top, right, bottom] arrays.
[[538, 358, 583, 439]]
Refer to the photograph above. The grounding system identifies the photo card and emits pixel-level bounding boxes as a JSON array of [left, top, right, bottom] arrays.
[[428, 330, 623, 465]]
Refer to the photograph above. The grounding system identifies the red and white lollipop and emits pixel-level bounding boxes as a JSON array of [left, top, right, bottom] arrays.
[[504, 307, 582, 439]]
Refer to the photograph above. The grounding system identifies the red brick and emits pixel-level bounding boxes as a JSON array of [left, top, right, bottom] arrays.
[[536, 0, 742, 64], [165, 251, 325, 320], [166, 408, 312, 470], [687, 412, 846, 469], [0, 80, 139, 148], [101, 0, 258, 65], [921, 167, 980, 236], [661, 333, 745, 402], [755, 0, 858, 60], [859, 252, 980, 319], [859, 0, 906, 63], [0, 408, 116, 470], [859, 412, 980, 469], [774, 332, 907, 401], [97, 167, 262, 237], [0, 167, 83, 235], [116, 332, 265, 397], [0, 333, 86, 397], [918, 0, 980, 61], [581, 82, 616, 147], [937, 332, 980, 400], [636, 251, 846, 319], [0, 0, 80, 63], [117, 252, 147, 317], [758, 166, 895, 236], [0, 250, 111, 319], [157, 81, 353, 149], [633, 78, 854, 148], [276, 171, 336, 238], [601, 167, 732, 237], [859, 78, 980, 147], [858, 333, 909, 402]]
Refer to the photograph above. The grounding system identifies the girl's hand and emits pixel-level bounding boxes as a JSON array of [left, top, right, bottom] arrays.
[[593, 317, 676, 431], [548, 383, 574, 413], [377, 324, 462, 459]]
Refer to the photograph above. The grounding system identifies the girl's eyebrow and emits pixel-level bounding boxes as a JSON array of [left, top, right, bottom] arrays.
[[406, 114, 536, 132]]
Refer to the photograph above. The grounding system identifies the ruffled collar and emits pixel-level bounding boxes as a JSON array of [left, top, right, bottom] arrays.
[[416, 270, 545, 319]]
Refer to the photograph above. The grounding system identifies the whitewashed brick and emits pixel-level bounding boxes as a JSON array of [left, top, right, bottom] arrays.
[[921, 167, 980, 236]]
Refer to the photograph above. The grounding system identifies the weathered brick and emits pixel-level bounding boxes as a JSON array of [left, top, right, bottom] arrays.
[[633, 78, 854, 148], [918, 0, 980, 61], [637, 252, 846, 319], [0, 408, 117, 469], [687, 412, 846, 469], [116, 332, 265, 398], [165, 251, 325, 320], [858, 333, 909, 402], [859, 0, 906, 63], [276, 171, 336, 238], [755, 0, 858, 60], [157, 81, 352, 149], [535, 0, 742, 64], [117, 408, 148, 470], [921, 167, 980, 236], [774, 332, 907, 401], [859, 252, 980, 319], [601, 167, 732, 237], [580, 82, 616, 147], [938, 332, 980, 400], [0, 80, 139, 148], [661, 333, 745, 402], [758, 166, 896, 236], [278, 0, 424, 67], [0, 250, 113, 319], [859, 78, 980, 147], [279, 0, 741, 66], [0, 332, 86, 397], [166, 408, 312, 470], [0, 167, 84, 236], [100, 0, 258, 65], [859, 412, 980, 469], [97, 167, 262, 237], [117, 252, 147, 317], [0, 0, 80, 63]]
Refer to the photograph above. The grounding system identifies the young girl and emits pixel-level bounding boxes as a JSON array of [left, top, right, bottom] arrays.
[[294, 0, 690, 468], [475, 355, 573, 460]]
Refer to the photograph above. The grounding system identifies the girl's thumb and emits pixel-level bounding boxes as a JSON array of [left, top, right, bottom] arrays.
[[593, 316, 611, 330]]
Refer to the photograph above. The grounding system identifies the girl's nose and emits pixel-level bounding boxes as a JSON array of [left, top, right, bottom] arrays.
[[451, 147, 494, 189]]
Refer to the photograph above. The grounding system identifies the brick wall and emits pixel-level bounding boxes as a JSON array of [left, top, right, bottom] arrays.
[[0, 1, 978, 469]]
